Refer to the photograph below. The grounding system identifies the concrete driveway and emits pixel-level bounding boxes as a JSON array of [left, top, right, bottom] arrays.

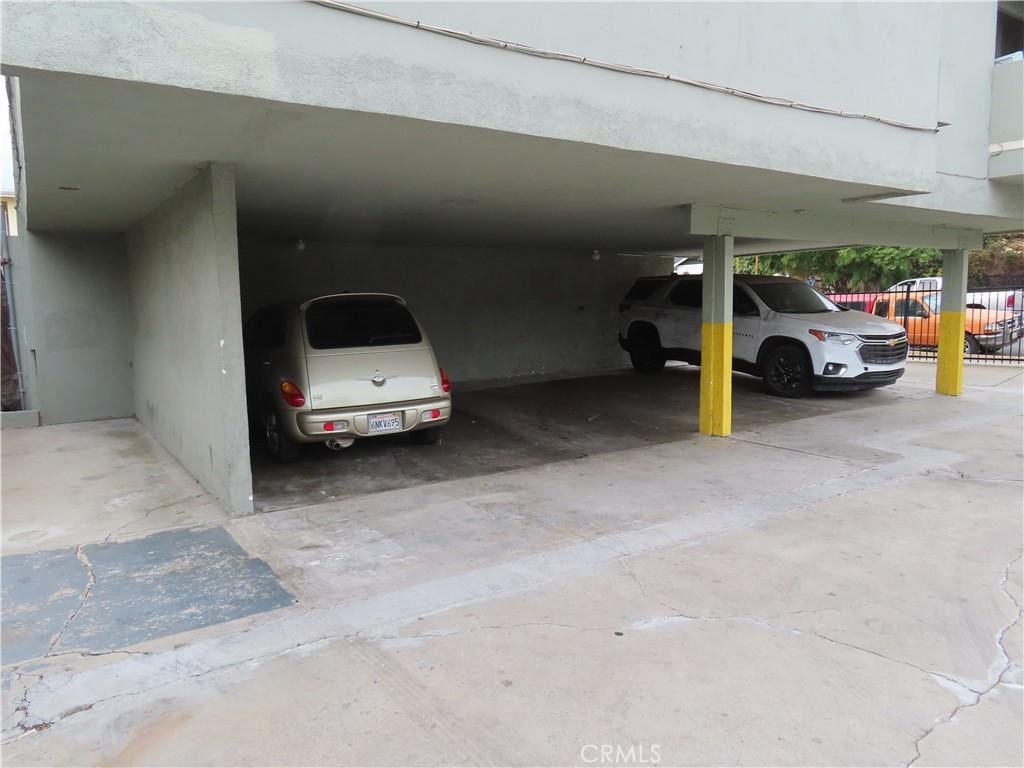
[[2, 363, 1021, 766]]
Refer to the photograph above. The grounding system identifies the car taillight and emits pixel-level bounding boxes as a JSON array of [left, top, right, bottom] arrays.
[[1008, 294, 1015, 308], [280, 380, 305, 407], [440, 368, 451, 394]]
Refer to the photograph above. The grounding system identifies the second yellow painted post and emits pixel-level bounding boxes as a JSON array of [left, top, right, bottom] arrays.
[[699, 235, 734, 436], [936, 249, 968, 396]]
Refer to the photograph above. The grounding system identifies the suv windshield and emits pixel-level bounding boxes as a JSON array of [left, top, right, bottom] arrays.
[[305, 296, 423, 349], [748, 282, 840, 314]]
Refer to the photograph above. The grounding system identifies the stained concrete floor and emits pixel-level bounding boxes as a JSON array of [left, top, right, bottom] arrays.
[[2, 362, 1022, 766], [251, 364, 905, 513]]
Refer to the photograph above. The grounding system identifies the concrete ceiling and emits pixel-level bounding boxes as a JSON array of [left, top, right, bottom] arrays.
[[10, 71, 1017, 252]]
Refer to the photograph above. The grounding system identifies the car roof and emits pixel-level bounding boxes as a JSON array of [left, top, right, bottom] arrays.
[[733, 274, 806, 285], [884, 290, 938, 298], [300, 292, 406, 310], [668, 274, 805, 285]]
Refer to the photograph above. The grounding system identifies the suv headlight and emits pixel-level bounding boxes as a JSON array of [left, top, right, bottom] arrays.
[[983, 321, 1001, 332], [808, 329, 858, 345]]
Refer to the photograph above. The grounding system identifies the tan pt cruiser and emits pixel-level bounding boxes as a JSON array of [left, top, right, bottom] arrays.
[[243, 293, 452, 462]]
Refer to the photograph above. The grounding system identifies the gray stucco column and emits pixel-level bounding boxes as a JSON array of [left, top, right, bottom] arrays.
[[128, 164, 253, 515]]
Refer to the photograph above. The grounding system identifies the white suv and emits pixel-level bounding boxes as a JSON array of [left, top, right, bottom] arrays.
[[618, 275, 909, 397]]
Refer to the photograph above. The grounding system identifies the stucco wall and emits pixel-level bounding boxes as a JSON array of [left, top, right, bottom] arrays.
[[1, 0, 940, 193], [239, 239, 669, 384], [6, 230, 133, 424], [128, 165, 252, 515]]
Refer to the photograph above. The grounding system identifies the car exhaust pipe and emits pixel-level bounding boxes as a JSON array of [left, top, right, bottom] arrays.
[[325, 437, 354, 451]]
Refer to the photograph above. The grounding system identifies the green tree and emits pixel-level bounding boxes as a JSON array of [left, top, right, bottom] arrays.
[[735, 234, 1024, 292], [968, 233, 1024, 284], [736, 247, 942, 291]]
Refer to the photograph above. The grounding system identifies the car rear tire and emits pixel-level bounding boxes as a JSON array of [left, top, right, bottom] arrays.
[[628, 326, 666, 374], [264, 406, 301, 463], [411, 427, 443, 445], [762, 344, 813, 398], [964, 334, 981, 355]]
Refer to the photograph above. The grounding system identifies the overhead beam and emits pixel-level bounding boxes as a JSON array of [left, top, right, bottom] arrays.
[[682, 204, 983, 250]]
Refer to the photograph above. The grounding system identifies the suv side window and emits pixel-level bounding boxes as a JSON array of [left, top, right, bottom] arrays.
[[733, 286, 759, 317], [895, 299, 929, 318], [874, 299, 890, 317], [625, 277, 670, 302], [669, 280, 702, 308]]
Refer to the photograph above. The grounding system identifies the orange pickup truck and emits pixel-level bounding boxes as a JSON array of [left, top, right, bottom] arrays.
[[873, 291, 1024, 353]]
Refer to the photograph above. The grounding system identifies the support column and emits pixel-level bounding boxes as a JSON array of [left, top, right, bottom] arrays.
[[936, 249, 968, 396], [700, 235, 733, 436]]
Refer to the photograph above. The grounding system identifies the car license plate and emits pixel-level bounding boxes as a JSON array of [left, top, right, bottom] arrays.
[[368, 411, 402, 434]]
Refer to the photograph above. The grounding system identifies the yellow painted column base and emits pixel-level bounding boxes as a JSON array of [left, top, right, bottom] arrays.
[[936, 310, 966, 396], [699, 322, 733, 436]]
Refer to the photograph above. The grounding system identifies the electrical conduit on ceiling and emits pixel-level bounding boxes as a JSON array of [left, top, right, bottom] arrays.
[[309, 0, 940, 134]]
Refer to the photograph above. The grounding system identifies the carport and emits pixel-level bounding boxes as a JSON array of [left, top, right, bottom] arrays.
[[4, 71, 987, 515]]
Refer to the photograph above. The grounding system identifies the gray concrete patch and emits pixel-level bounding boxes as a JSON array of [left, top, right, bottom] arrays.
[[1, 548, 89, 665], [2, 528, 294, 663]]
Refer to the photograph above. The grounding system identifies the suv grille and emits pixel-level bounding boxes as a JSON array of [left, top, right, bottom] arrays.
[[857, 334, 908, 364]]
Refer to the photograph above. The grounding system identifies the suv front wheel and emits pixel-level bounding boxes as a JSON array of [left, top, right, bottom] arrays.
[[628, 326, 666, 374], [762, 344, 812, 398]]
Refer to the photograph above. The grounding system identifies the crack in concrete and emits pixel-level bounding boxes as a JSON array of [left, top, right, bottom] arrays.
[[617, 551, 991, 708], [808, 631, 981, 698], [395, 621, 617, 640], [43, 546, 96, 657], [7, 548, 106, 740], [102, 493, 206, 543], [0, 633, 348, 745], [5, 669, 49, 742], [905, 551, 1023, 768]]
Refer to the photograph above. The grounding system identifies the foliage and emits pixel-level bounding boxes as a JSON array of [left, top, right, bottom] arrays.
[[735, 233, 1024, 292], [968, 233, 1024, 285]]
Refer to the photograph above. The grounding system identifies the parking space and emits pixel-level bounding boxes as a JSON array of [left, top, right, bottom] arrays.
[[250, 364, 899, 512]]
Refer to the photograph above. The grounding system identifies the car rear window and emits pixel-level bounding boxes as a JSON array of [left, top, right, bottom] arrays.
[[305, 297, 423, 349], [624, 277, 670, 301]]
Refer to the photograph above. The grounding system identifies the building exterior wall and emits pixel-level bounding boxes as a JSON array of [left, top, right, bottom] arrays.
[[6, 229, 133, 424], [878, 2, 1021, 220], [239, 239, 669, 384], [128, 165, 252, 515], [989, 55, 1023, 181], [1, 1, 946, 193]]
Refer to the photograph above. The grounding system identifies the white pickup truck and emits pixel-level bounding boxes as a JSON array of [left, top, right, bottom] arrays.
[[619, 275, 909, 397], [886, 277, 1023, 313]]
